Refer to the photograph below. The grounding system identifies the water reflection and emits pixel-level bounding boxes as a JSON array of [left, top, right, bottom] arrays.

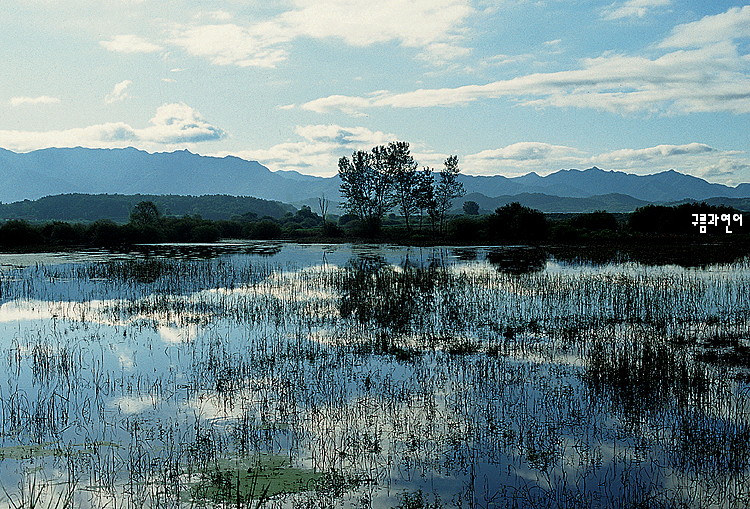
[[0, 243, 748, 508], [339, 255, 437, 334], [550, 243, 750, 268], [486, 247, 547, 274], [128, 241, 283, 259]]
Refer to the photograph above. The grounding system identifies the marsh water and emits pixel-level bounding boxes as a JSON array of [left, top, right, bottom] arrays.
[[0, 242, 749, 508]]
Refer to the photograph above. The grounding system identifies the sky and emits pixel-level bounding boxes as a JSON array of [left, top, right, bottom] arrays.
[[1, 0, 750, 184]]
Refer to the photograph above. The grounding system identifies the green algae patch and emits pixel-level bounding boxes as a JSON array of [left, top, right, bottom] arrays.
[[190, 455, 324, 503]]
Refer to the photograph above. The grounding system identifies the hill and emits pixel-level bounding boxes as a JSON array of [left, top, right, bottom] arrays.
[[456, 192, 650, 214], [0, 194, 294, 223]]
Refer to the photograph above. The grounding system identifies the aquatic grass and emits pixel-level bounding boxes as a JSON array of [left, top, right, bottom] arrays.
[[1, 246, 750, 507]]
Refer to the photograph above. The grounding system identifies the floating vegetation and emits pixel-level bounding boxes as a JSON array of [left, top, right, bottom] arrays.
[[0, 243, 748, 507], [189, 455, 325, 504]]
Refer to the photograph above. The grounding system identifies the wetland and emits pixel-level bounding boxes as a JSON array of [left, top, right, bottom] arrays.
[[0, 241, 748, 508]]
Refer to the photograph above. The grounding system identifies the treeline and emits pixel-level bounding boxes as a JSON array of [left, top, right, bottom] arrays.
[[446, 201, 747, 242], [0, 201, 325, 249], [0, 199, 745, 251]]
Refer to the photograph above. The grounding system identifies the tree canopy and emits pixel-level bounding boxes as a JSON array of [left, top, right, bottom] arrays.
[[338, 141, 463, 234]]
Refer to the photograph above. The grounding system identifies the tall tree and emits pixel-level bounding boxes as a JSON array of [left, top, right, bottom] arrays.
[[432, 155, 465, 234], [129, 201, 161, 226], [338, 148, 392, 234], [385, 141, 419, 231], [415, 167, 435, 229]]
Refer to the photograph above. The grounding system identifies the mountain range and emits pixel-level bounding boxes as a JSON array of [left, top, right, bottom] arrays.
[[1, 147, 749, 213]]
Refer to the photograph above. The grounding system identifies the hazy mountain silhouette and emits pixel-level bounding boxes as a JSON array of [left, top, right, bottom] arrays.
[[458, 167, 750, 202], [0, 147, 338, 204], [1, 147, 748, 208]]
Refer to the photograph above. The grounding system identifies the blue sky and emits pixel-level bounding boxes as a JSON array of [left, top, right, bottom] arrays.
[[2, 0, 749, 184]]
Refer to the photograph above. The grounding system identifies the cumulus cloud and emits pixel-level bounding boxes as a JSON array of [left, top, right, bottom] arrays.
[[104, 80, 132, 104], [195, 10, 233, 21], [602, 0, 671, 21], [591, 144, 750, 184], [168, 23, 288, 68], [464, 142, 584, 175], [701, 158, 750, 182], [217, 124, 401, 175], [215, 131, 749, 183], [137, 103, 225, 144], [460, 141, 750, 183], [0, 103, 225, 152], [9, 96, 61, 107], [169, 0, 474, 67], [100, 34, 163, 53]]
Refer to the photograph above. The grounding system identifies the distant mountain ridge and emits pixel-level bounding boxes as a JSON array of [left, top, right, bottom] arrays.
[[457, 167, 750, 202], [0, 147, 748, 211], [0, 147, 337, 204]]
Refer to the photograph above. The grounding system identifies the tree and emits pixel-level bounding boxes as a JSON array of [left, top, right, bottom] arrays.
[[129, 201, 161, 226], [318, 195, 329, 224], [385, 141, 420, 230], [338, 147, 393, 234], [414, 167, 435, 229], [463, 200, 480, 215], [569, 210, 618, 232], [487, 202, 548, 241], [431, 155, 465, 234]]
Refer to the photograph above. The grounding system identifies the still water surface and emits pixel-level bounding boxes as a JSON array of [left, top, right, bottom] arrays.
[[0, 242, 748, 508]]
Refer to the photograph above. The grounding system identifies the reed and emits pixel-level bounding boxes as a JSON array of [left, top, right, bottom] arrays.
[[0, 245, 748, 507]]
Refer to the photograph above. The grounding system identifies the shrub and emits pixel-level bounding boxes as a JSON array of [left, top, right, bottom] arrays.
[[251, 220, 282, 239], [446, 216, 481, 241], [487, 202, 548, 242]]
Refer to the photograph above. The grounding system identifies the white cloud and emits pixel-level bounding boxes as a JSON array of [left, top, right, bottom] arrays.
[[133, 103, 226, 144], [594, 143, 717, 163], [461, 141, 750, 184], [702, 158, 750, 182], [469, 142, 583, 162], [464, 142, 584, 175], [169, 23, 289, 68], [195, 10, 233, 21], [0, 103, 225, 152], [602, 0, 671, 21], [111, 395, 157, 415], [218, 126, 748, 183], [218, 124, 400, 175], [9, 96, 61, 107], [660, 5, 750, 48], [591, 143, 750, 184], [104, 80, 132, 104], [169, 0, 474, 67], [100, 34, 163, 54], [301, 37, 750, 115]]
